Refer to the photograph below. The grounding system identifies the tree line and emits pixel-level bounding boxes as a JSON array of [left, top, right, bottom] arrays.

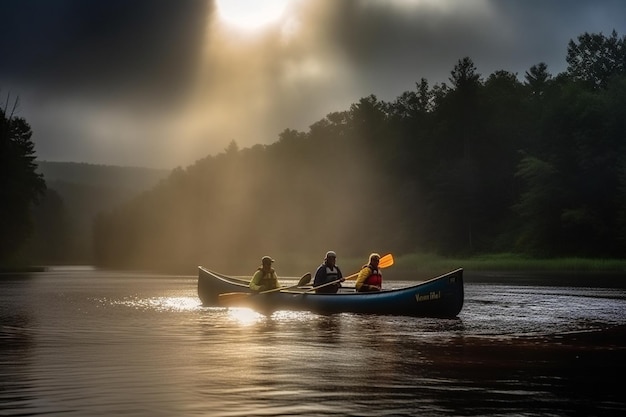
[[93, 30, 626, 273], [2, 30, 625, 272]]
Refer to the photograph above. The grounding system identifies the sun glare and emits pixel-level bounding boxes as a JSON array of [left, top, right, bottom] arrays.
[[228, 307, 265, 325], [214, 0, 290, 30]]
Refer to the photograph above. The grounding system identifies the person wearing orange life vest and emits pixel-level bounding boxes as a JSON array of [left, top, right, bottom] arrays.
[[355, 253, 383, 292], [249, 256, 280, 292]]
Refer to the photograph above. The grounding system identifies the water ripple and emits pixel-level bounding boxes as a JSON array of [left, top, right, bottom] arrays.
[[1, 273, 625, 416]]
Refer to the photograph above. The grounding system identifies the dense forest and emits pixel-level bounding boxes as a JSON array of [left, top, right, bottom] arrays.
[[91, 31, 626, 274], [2, 30, 625, 274]]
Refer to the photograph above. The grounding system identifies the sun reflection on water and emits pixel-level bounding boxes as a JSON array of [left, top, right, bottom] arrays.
[[111, 296, 201, 312], [270, 310, 312, 322], [227, 308, 265, 326]]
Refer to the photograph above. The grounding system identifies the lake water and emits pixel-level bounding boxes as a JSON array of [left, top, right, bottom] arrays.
[[1, 268, 626, 416]]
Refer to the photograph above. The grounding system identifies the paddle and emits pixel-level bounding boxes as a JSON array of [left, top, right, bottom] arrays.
[[218, 272, 312, 305], [303, 253, 393, 294], [302, 278, 343, 293], [303, 253, 394, 293]]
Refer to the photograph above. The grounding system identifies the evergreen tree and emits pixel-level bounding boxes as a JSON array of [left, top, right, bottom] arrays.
[[0, 99, 46, 263], [566, 30, 626, 89]]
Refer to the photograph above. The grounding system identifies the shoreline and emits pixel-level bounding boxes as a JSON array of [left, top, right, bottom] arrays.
[[0, 257, 626, 288], [461, 269, 626, 288], [0, 266, 48, 273]]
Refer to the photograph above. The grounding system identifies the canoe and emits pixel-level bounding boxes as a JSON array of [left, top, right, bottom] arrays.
[[198, 266, 464, 318]]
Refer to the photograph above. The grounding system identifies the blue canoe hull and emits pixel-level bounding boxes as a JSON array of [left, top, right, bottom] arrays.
[[198, 266, 464, 318]]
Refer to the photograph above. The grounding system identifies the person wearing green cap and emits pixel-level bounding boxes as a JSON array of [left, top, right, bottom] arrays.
[[249, 255, 280, 292]]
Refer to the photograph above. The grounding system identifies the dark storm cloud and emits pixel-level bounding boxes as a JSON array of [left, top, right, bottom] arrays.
[[484, 0, 626, 68], [0, 0, 207, 105], [1, 0, 625, 168], [323, 0, 626, 98]]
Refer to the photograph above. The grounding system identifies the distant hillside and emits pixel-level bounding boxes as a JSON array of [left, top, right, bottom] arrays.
[[32, 161, 171, 264], [36, 161, 170, 191]]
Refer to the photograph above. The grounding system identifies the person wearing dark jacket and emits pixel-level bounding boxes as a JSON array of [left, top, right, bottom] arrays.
[[313, 251, 344, 293]]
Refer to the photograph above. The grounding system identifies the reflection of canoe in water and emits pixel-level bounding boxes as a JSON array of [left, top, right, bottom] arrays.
[[197, 266, 464, 318]]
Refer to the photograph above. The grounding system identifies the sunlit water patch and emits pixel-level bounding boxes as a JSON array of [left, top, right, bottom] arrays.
[[110, 295, 202, 312], [226, 307, 266, 325]]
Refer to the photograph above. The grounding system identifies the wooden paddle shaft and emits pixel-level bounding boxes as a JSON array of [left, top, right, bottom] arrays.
[[260, 272, 311, 294], [303, 278, 342, 293], [218, 273, 311, 304]]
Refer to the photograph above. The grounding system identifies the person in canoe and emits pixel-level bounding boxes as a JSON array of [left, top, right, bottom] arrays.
[[249, 256, 280, 292], [313, 250, 345, 293], [355, 253, 383, 292]]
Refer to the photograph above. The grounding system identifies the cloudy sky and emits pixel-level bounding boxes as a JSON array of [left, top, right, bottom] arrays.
[[1, 0, 625, 169]]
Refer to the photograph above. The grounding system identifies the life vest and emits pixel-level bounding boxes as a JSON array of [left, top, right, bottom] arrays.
[[256, 268, 276, 286], [364, 265, 382, 288], [324, 266, 340, 282]]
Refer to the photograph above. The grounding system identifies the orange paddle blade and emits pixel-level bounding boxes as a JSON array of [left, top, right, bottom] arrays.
[[379, 253, 394, 268], [345, 253, 394, 280]]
